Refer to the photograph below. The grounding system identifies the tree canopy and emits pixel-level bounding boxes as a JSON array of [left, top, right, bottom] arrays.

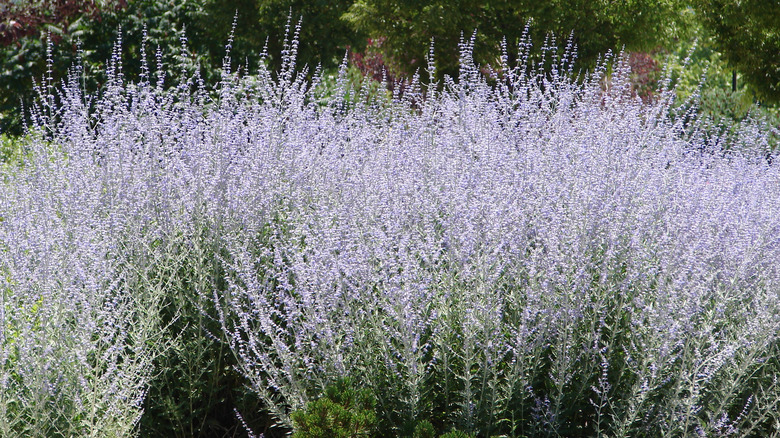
[[692, 0, 780, 104], [342, 0, 690, 78]]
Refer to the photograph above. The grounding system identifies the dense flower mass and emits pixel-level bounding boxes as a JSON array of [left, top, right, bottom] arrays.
[[2, 31, 780, 437]]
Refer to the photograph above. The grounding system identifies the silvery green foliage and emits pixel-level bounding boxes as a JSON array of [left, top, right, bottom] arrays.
[[0, 45, 178, 436], [2, 28, 779, 437]]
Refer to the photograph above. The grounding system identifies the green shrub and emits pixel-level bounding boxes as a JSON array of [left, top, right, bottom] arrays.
[[291, 377, 377, 438], [438, 430, 474, 438], [0, 134, 21, 165], [412, 420, 436, 438]]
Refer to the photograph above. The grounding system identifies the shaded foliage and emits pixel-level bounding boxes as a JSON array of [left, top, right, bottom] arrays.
[[692, 0, 780, 104], [342, 0, 690, 78], [0, 0, 209, 135], [0, 0, 125, 46], [0, 0, 364, 136]]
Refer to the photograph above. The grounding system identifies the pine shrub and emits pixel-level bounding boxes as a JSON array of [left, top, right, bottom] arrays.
[[290, 377, 377, 438]]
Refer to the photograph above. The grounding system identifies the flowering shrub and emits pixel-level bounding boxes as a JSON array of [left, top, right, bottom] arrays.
[[2, 29, 780, 437]]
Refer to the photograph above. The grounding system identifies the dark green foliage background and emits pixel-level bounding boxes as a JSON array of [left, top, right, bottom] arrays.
[[693, 0, 780, 104], [1, 0, 211, 135], [0, 0, 364, 136], [342, 0, 688, 78], [2, 0, 779, 137]]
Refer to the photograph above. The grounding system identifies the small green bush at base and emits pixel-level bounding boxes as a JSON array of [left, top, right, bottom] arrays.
[[413, 420, 436, 438], [291, 377, 377, 438], [438, 430, 475, 438]]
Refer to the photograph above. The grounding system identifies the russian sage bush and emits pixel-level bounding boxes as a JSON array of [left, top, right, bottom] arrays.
[[215, 37, 780, 437], [2, 29, 780, 437]]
